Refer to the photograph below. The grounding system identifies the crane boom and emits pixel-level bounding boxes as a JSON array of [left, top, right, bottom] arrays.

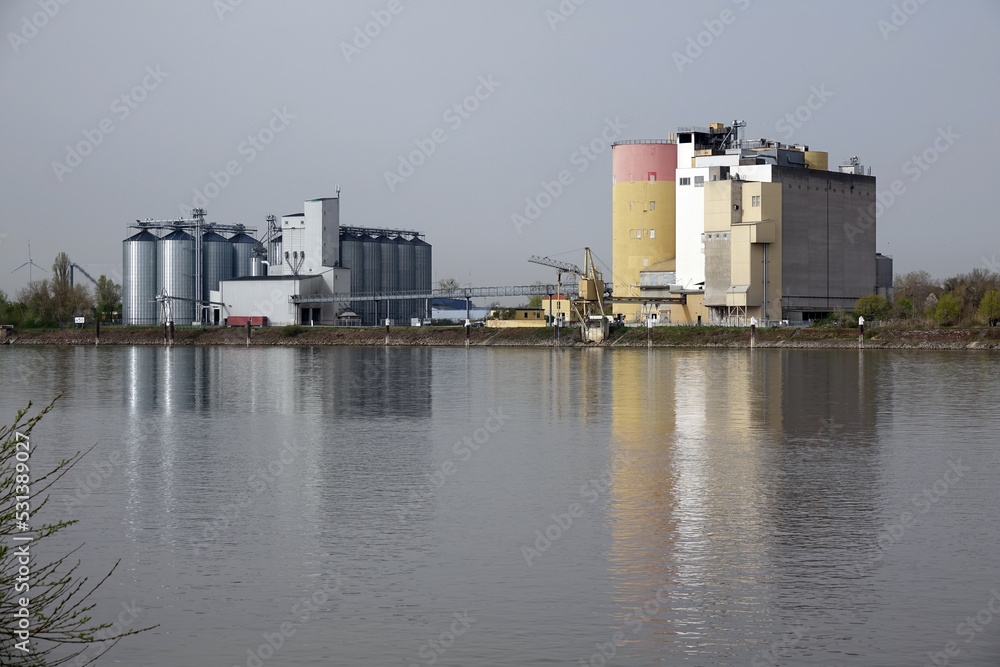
[[527, 255, 582, 275]]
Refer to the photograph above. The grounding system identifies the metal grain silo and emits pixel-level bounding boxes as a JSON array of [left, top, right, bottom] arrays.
[[157, 229, 194, 323], [396, 236, 415, 322], [379, 235, 399, 322], [230, 232, 257, 278], [412, 237, 432, 321], [202, 231, 233, 297], [362, 235, 381, 325], [122, 229, 158, 325], [340, 232, 365, 321], [412, 237, 432, 290], [268, 234, 282, 270]]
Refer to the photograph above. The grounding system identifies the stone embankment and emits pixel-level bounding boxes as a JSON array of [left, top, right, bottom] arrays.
[[4, 325, 1000, 349]]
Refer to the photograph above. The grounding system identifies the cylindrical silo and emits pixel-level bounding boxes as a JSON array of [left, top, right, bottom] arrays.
[[412, 237, 432, 321], [340, 232, 365, 322], [157, 229, 194, 323], [203, 231, 233, 297], [611, 142, 677, 322], [268, 234, 282, 270], [396, 236, 415, 322], [230, 232, 256, 278], [122, 229, 158, 325], [379, 235, 398, 323], [362, 235, 381, 325]]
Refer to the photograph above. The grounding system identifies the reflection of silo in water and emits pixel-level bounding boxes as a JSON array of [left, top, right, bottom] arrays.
[[608, 349, 680, 593], [396, 236, 415, 322], [124, 346, 160, 411], [157, 229, 194, 323], [379, 235, 398, 322], [340, 232, 365, 321], [202, 231, 233, 298], [230, 232, 257, 278], [123, 230, 158, 325]]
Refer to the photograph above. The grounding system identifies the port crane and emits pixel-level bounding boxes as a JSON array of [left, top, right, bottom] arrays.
[[69, 263, 100, 288], [529, 248, 609, 340]]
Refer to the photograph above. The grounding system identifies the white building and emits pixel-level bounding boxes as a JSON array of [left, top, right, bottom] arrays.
[[210, 197, 351, 326]]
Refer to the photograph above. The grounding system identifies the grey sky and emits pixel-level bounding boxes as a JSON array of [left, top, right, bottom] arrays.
[[2, 0, 998, 297]]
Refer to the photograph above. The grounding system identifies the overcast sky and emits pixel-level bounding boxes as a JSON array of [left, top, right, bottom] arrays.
[[2, 0, 998, 297]]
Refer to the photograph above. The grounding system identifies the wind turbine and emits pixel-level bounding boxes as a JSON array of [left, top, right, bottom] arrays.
[[11, 241, 46, 283]]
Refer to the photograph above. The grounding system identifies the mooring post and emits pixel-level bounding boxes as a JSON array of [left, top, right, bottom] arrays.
[[169, 320, 175, 346], [95, 319, 100, 346], [858, 316, 865, 349], [246, 320, 251, 347], [750, 317, 757, 349], [385, 318, 390, 346], [465, 319, 470, 347], [647, 316, 652, 348]]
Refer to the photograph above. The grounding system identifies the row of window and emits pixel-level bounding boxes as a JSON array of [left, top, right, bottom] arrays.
[[627, 201, 656, 211], [628, 229, 656, 239]]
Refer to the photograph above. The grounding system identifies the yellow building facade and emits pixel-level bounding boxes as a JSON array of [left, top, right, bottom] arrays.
[[612, 142, 678, 323]]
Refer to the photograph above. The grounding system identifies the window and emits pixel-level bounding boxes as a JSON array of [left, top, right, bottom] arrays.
[[650, 229, 656, 239], [752, 195, 761, 207], [694, 176, 704, 187], [648, 172, 657, 182], [629, 201, 634, 210], [643, 258, 648, 266], [636, 229, 642, 239], [711, 174, 718, 181], [629, 229, 635, 239], [679, 177, 691, 186], [649, 201, 655, 210], [523, 312, 528, 318]]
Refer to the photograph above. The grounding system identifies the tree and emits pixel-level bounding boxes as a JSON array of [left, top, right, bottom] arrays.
[[979, 289, 1000, 326], [894, 297, 914, 320], [854, 294, 890, 321], [895, 270, 939, 309], [47, 253, 93, 326], [526, 295, 542, 309], [437, 278, 460, 295], [934, 293, 961, 326], [94, 276, 122, 322], [1, 398, 153, 664], [923, 292, 938, 316]]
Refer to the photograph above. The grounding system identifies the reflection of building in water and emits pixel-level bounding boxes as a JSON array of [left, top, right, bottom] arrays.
[[605, 350, 885, 655], [608, 349, 680, 620]]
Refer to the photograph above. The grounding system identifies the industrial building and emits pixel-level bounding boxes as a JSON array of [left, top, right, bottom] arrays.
[[122, 195, 432, 326], [612, 121, 891, 325]]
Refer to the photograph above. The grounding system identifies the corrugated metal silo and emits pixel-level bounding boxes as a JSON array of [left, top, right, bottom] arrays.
[[396, 236, 415, 322], [412, 237, 432, 321], [157, 229, 194, 323], [203, 231, 233, 297], [122, 229, 158, 325], [379, 235, 399, 322], [340, 232, 365, 321], [268, 234, 282, 270], [230, 232, 257, 278], [362, 235, 381, 325]]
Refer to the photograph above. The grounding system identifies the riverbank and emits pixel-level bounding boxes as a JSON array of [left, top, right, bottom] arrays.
[[4, 325, 1000, 349]]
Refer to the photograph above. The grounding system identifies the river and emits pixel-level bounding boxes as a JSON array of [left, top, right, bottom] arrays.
[[2, 346, 998, 666]]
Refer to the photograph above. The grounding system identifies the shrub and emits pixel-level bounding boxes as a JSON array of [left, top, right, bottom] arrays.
[[279, 324, 305, 337], [979, 290, 1000, 326], [934, 293, 961, 326], [1, 398, 154, 663], [854, 294, 891, 321], [894, 297, 914, 320]]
